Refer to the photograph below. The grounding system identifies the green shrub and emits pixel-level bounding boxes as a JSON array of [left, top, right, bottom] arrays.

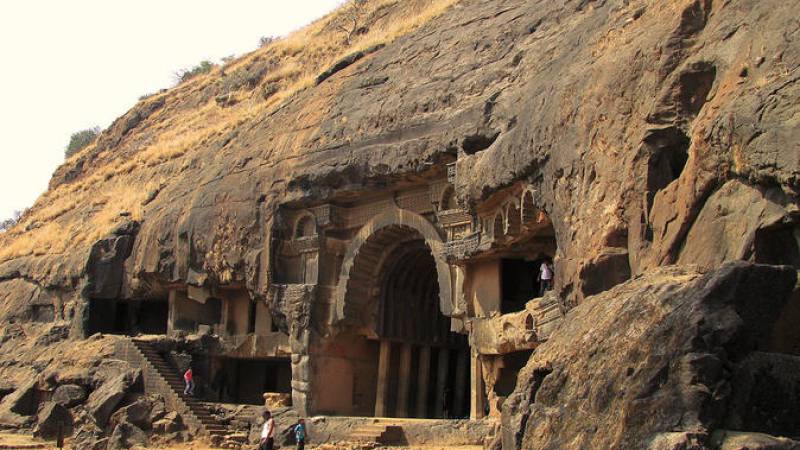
[[65, 127, 100, 158], [174, 60, 215, 84]]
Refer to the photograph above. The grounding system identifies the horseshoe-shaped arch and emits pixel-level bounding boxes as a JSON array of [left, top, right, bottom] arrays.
[[333, 207, 453, 324]]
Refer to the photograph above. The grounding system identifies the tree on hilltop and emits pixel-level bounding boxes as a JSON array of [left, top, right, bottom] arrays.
[[335, 0, 369, 44], [0, 209, 26, 232], [65, 127, 101, 158]]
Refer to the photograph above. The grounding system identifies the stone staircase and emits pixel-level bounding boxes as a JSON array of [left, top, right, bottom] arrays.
[[348, 422, 405, 445], [114, 338, 231, 439]]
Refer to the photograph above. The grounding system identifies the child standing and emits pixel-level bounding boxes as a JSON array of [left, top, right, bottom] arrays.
[[294, 418, 307, 450]]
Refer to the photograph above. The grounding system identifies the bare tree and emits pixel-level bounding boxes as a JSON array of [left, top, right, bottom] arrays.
[[259, 36, 277, 48], [335, 0, 369, 45], [0, 209, 25, 232]]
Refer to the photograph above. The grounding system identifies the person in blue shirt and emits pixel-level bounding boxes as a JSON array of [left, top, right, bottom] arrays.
[[293, 418, 307, 450]]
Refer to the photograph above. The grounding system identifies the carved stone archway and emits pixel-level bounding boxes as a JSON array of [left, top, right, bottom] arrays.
[[334, 207, 453, 324]]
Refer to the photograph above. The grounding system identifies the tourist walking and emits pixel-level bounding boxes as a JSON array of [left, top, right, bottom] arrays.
[[183, 367, 194, 396], [538, 260, 553, 296], [260, 411, 275, 450], [294, 418, 307, 450]]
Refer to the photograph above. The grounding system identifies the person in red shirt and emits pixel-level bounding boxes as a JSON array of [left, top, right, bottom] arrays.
[[183, 367, 194, 396]]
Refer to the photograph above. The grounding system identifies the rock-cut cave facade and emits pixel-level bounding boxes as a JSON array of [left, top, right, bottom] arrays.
[[88, 163, 565, 420]]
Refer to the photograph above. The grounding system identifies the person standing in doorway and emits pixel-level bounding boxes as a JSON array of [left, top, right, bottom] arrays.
[[183, 367, 194, 396], [260, 410, 275, 450], [294, 418, 307, 450], [538, 259, 553, 296]]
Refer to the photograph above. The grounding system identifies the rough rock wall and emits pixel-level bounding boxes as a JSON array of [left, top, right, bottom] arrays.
[[502, 262, 798, 449], [0, 0, 797, 315], [454, 0, 799, 302]]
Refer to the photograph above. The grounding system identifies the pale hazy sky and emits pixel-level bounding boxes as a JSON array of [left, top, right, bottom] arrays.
[[0, 1, 342, 220]]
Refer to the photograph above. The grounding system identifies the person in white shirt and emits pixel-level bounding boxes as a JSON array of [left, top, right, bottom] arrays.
[[260, 410, 275, 450], [538, 260, 553, 296]]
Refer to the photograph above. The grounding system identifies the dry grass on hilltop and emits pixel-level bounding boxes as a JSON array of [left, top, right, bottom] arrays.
[[0, 0, 459, 265]]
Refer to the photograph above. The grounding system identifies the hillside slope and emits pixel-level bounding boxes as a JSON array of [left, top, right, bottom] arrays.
[[1, 0, 797, 306]]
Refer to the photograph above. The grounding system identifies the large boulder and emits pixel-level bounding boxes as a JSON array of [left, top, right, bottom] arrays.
[[85, 369, 140, 427], [52, 384, 87, 408], [107, 420, 148, 450], [109, 397, 155, 431], [0, 379, 37, 427], [148, 397, 166, 424], [88, 360, 136, 387], [502, 262, 798, 450], [152, 411, 183, 434], [33, 401, 73, 440], [71, 422, 108, 450]]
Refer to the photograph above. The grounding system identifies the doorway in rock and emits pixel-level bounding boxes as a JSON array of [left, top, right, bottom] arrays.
[[501, 259, 540, 313], [372, 234, 469, 419], [86, 298, 168, 336], [493, 350, 534, 398], [137, 300, 169, 334], [210, 357, 292, 405], [319, 224, 468, 419], [495, 198, 558, 313]]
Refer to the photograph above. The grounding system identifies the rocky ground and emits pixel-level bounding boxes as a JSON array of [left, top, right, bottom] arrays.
[[0, 432, 483, 450]]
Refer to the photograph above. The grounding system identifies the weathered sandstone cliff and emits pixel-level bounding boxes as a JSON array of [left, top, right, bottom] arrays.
[[2, 0, 798, 316]]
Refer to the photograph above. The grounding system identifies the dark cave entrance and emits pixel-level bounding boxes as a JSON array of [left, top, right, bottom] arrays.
[[87, 298, 168, 336], [753, 225, 800, 268], [320, 225, 469, 419], [170, 296, 222, 334], [501, 258, 547, 314], [209, 357, 292, 405], [373, 237, 470, 419], [493, 350, 534, 398]]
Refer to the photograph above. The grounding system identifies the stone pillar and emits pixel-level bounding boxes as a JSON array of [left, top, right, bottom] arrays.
[[219, 297, 231, 337], [396, 343, 413, 418], [435, 348, 450, 417], [374, 340, 392, 417], [290, 329, 312, 416], [470, 351, 485, 419], [415, 346, 432, 418], [453, 349, 469, 417], [167, 290, 177, 335]]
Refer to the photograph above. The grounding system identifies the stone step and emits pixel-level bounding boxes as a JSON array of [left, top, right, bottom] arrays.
[[149, 360, 173, 366], [149, 362, 173, 368], [349, 423, 390, 443]]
